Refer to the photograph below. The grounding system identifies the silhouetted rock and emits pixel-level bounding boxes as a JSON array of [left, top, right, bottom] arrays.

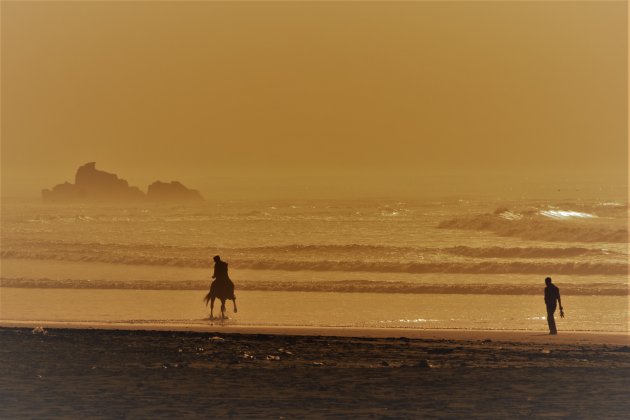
[[43, 162, 144, 202], [147, 181, 204, 202], [42, 182, 84, 201], [43, 162, 203, 203], [74, 162, 144, 200]]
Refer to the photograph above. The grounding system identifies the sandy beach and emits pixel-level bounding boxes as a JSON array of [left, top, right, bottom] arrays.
[[1, 324, 629, 418]]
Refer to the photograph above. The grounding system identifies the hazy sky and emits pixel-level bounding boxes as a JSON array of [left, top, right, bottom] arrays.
[[1, 1, 627, 199]]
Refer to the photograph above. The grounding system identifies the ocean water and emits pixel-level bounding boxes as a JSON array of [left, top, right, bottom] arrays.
[[1, 198, 628, 331]]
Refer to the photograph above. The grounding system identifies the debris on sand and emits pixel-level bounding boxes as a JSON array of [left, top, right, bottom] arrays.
[[428, 348, 454, 355], [32, 327, 48, 335], [416, 359, 431, 368]]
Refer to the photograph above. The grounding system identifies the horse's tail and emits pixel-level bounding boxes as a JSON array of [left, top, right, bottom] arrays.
[[203, 291, 212, 306]]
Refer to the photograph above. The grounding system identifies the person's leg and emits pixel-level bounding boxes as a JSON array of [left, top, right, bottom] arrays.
[[547, 305, 557, 334]]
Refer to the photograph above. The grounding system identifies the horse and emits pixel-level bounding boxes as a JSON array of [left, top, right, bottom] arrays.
[[204, 278, 237, 320]]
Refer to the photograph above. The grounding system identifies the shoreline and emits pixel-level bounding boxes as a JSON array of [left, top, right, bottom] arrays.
[[2, 287, 627, 333], [2, 320, 628, 345]]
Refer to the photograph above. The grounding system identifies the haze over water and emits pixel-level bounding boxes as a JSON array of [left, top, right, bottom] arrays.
[[1, 2, 627, 332]]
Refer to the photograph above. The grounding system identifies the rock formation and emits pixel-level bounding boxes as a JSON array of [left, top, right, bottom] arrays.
[[42, 162, 204, 203], [147, 181, 204, 202]]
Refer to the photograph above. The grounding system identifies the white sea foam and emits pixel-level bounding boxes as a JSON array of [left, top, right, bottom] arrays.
[[539, 210, 596, 219]]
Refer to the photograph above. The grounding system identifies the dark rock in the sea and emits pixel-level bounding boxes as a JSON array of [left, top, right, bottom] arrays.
[[43, 162, 144, 202], [42, 162, 203, 203], [75, 162, 143, 198], [147, 181, 204, 202], [42, 182, 84, 202]]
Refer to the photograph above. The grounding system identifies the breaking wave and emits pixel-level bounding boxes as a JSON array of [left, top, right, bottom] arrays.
[[2, 240, 620, 258], [444, 246, 615, 258], [1, 277, 626, 296], [4, 240, 620, 255], [232, 260, 627, 275], [1, 249, 626, 275], [438, 213, 628, 243]]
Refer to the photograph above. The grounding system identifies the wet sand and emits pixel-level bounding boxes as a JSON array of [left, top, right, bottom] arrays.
[[1, 325, 629, 418]]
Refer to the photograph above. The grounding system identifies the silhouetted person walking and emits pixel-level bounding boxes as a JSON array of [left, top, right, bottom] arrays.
[[544, 277, 564, 334]]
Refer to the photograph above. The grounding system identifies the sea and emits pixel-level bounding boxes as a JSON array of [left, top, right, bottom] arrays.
[[1, 197, 628, 332]]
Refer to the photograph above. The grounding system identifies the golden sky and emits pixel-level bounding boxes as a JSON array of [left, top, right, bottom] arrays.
[[1, 1, 627, 199]]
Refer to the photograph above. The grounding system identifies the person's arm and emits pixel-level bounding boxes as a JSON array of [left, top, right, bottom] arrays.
[[212, 265, 216, 279], [558, 289, 564, 318]]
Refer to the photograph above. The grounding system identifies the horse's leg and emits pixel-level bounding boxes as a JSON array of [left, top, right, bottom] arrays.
[[232, 298, 238, 313], [210, 297, 215, 320], [221, 299, 227, 320]]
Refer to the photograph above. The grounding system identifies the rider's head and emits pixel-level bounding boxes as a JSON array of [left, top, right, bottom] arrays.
[[213, 255, 221, 262], [545, 277, 552, 286]]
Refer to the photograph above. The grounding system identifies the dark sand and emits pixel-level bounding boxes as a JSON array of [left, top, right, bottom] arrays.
[[1, 326, 630, 418]]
